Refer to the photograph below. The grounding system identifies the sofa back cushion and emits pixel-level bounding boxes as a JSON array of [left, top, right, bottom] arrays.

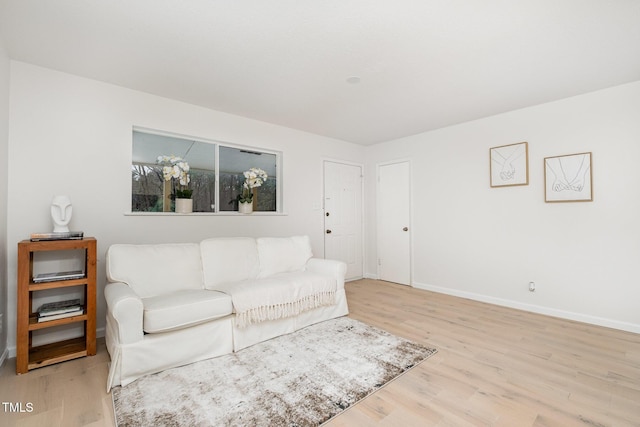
[[106, 243, 203, 298], [256, 235, 313, 278], [200, 237, 260, 289]]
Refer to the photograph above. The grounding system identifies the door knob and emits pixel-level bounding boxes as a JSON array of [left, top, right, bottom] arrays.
[[403, 227, 408, 231], [326, 229, 332, 234]]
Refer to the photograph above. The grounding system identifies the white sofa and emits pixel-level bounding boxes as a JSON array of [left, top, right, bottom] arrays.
[[104, 236, 348, 390]]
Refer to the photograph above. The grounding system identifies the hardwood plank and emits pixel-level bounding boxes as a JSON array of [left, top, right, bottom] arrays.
[[1, 278, 639, 426]]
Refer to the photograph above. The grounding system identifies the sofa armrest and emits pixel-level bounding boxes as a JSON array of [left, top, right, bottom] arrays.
[[104, 282, 144, 345], [305, 258, 347, 290]]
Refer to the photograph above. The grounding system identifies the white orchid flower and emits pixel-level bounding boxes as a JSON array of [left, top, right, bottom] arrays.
[[157, 155, 192, 200]]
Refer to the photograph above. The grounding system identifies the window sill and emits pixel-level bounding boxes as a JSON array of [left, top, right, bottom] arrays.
[[124, 211, 288, 217]]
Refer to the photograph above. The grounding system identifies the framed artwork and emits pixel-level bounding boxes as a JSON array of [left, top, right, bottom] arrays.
[[544, 152, 592, 202], [490, 142, 529, 187]]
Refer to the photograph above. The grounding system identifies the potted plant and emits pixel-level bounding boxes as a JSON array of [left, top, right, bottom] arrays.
[[237, 167, 268, 214], [157, 155, 193, 213]]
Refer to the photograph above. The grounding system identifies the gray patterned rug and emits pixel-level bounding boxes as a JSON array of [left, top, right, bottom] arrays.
[[112, 317, 437, 426]]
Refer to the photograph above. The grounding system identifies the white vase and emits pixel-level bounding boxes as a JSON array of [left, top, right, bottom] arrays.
[[238, 201, 253, 214], [175, 198, 193, 214]]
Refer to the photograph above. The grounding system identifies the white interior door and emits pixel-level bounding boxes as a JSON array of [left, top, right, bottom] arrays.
[[377, 161, 411, 285], [323, 161, 363, 280]]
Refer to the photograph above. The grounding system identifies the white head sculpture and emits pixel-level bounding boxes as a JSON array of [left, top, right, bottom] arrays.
[[51, 196, 73, 233]]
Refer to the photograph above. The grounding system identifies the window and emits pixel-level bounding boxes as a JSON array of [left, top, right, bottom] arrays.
[[219, 146, 277, 212], [131, 129, 280, 213]]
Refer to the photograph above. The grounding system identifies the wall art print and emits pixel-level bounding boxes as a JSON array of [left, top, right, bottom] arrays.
[[544, 152, 592, 202], [490, 141, 529, 187]]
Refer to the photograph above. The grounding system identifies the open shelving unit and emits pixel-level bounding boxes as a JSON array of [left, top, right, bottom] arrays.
[[16, 237, 97, 374]]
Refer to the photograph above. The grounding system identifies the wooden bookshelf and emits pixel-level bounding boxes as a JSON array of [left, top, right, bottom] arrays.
[[16, 237, 97, 374]]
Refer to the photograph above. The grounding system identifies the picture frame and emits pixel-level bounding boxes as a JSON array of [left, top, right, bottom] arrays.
[[489, 141, 529, 187], [544, 152, 593, 202]]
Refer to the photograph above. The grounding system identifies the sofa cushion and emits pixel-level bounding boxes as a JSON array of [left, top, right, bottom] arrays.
[[256, 236, 313, 278], [142, 289, 233, 333], [106, 243, 204, 298], [200, 237, 260, 289]]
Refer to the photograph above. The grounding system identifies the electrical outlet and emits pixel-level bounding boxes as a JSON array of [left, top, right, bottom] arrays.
[[528, 282, 536, 292]]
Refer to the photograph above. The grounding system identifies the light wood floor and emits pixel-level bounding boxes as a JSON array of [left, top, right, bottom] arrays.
[[1, 279, 639, 426]]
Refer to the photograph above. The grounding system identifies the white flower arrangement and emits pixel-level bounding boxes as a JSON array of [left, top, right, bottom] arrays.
[[157, 155, 193, 198], [239, 167, 268, 203]]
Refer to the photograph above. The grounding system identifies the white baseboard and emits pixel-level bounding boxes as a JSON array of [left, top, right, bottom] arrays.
[[363, 273, 378, 280], [412, 281, 640, 335]]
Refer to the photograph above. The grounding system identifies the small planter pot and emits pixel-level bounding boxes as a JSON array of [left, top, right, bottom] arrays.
[[238, 201, 253, 214], [175, 198, 193, 214]]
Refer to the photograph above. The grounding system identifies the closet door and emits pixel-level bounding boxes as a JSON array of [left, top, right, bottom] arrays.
[[377, 160, 411, 285]]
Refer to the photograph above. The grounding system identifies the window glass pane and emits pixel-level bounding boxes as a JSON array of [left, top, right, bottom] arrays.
[[132, 131, 216, 212], [131, 129, 280, 214], [219, 146, 277, 212], [131, 164, 164, 211]]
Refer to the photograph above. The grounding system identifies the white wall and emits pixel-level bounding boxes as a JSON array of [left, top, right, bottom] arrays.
[[5, 59, 639, 362], [365, 81, 640, 333], [5, 61, 364, 356], [0, 39, 10, 363]]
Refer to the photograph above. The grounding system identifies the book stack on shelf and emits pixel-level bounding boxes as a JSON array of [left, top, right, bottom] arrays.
[[37, 299, 84, 322]]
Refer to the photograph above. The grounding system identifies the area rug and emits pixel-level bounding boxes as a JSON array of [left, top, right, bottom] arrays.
[[112, 317, 437, 426]]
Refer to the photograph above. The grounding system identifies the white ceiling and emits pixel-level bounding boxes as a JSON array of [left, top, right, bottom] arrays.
[[1, 0, 639, 145]]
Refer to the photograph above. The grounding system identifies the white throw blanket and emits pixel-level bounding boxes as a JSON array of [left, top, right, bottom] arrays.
[[213, 271, 337, 328]]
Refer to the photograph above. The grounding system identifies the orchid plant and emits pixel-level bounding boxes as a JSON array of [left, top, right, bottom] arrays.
[[157, 155, 193, 199], [238, 167, 268, 203]]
